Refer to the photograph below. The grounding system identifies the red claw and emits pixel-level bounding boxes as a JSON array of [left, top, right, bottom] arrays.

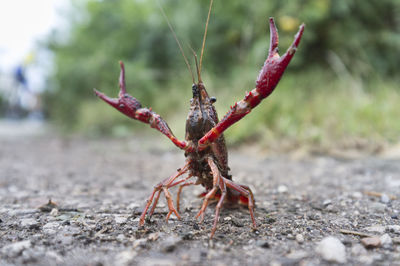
[[94, 61, 191, 151], [198, 18, 305, 149]]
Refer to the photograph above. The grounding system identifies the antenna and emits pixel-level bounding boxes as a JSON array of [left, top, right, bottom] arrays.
[[198, 0, 214, 82], [157, 1, 195, 84], [188, 43, 201, 83]]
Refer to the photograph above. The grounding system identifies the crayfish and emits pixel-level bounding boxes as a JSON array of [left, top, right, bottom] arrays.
[[94, 5, 304, 238]]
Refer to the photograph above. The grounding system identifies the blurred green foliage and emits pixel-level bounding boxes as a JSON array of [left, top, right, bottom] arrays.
[[44, 0, 400, 144]]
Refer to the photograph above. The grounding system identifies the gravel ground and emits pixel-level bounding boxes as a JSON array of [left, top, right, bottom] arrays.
[[0, 127, 399, 265]]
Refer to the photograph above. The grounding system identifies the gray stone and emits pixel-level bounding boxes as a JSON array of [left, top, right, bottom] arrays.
[[256, 240, 270, 248], [351, 244, 367, 256], [43, 222, 60, 234], [380, 194, 390, 204], [286, 250, 308, 260], [361, 236, 381, 248], [322, 199, 332, 206], [46, 251, 64, 264], [370, 202, 386, 213], [380, 234, 392, 248], [141, 258, 175, 266], [364, 225, 386, 234], [116, 250, 137, 266], [161, 236, 182, 253], [114, 215, 128, 224], [133, 238, 148, 249], [316, 236, 347, 263], [1, 240, 31, 257], [387, 225, 400, 234], [20, 218, 39, 229], [296, 234, 304, 243], [277, 185, 288, 193]]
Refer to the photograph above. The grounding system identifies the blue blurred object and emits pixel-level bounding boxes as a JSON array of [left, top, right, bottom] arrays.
[[14, 65, 28, 90]]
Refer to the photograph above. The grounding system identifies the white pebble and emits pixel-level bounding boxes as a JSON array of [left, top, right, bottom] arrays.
[[277, 185, 288, 193], [114, 215, 128, 224], [380, 194, 390, 203], [316, 236, 347, 263], [296, 234, 304, 243], [380, 234, 392, 248]]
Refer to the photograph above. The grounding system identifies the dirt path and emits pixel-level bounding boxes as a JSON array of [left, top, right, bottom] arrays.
[[0, 128, 399, 265]]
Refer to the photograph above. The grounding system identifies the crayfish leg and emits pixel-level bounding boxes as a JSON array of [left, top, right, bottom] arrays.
[[224, 179, 257, 229], [138, 163, 190, 225]]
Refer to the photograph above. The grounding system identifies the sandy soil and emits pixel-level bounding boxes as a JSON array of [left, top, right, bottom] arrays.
[[0, 128, 399, 265]]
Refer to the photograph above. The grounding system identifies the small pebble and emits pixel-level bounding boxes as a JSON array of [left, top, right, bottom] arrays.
[[116, 234, 125, 242], [1, 240, 31, 257], [256, 240, 270, 249], [277, 185, 288, 193], [387, 225, 400, 234], [148, 232, 161, 241], [380, 234, 392, 248], [370, 202, 386, 213], [286, 250, 308, 260], [352, 192, 363, 199], [43, 222, 60, 235], [141, 258, 175, 266], [364, 225, 385, 234], [20, 218, 39, 229], [361, 236, 381, 248], [133, 238, 147, 249], [116, 250, 137, 266], [114, 215, 128, 224], [161, 236, 182, 253], [315, 236, 347, 263], [46, 251, 64, 264], [127, 202, 140, 209], [50, 208, 59, 216], [230, 217, 244, 227], [351, 244, 367, 256], [322, 199, 332, 206], [380, 194, 390, 204], [296, 234, 304, 243]]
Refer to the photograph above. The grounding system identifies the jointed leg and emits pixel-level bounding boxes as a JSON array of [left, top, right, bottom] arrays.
[[148, 190, 161, 217], [139, 162, 190, 226], [149, 174, 194, 218], [163, 187, 180, 221], [193, 157, 257, 235], [224, 179, 257, 229], [211, 174, 227, 238], [195, 157, 228, 238], [176, 179, 197, 213], [196, 186, 218, 223]]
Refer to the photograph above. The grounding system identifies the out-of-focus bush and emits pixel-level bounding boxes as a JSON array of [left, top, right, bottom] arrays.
[[44, 0, 400, 143]]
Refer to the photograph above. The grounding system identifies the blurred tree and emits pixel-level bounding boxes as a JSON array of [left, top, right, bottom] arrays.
[[44, 0, 400, 130]]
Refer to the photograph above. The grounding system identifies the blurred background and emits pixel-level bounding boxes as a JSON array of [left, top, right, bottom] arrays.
[[0, 0, 399, 152]]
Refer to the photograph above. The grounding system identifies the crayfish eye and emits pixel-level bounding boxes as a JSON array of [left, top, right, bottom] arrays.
[[210, 97, 217, 103]]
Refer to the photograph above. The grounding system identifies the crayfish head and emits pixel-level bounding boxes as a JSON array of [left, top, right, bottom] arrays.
[[192, 82, 213, 104], [186, 82, 218, 142]]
